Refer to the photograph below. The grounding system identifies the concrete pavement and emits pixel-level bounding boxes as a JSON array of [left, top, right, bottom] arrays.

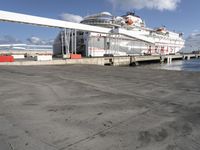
[[0, 65, 200, 150]]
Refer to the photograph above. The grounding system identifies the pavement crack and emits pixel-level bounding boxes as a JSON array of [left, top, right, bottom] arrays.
[[8, 142, 14, 150]]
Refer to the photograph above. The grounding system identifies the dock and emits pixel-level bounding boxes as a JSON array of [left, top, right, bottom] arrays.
[[0, 53, 200, 66]]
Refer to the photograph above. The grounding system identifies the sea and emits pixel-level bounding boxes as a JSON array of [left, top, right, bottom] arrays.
[[159, 59, 200, 72], [137, 59, 200, 72]]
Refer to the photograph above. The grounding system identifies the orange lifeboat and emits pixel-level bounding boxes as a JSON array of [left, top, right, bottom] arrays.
[[125, 18, 134, 25], [156, 27, 167, 34]]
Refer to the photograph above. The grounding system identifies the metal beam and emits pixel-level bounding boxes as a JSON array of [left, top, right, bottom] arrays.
[[0, 10, 110, 33]]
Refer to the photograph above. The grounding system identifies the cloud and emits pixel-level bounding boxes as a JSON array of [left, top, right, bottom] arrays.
[[27, 36, 54, 45], [0, 35, 53, 45], [60, 13, 83, 23], [27, 36, 43, 45], [182, 31, 200, 52], [0, 35, 22, 44], [108, 0, 181, 11]]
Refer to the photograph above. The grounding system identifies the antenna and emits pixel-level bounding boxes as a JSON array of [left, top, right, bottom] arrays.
[[132, 10, 136, 15], [127, 10, 135, 16]]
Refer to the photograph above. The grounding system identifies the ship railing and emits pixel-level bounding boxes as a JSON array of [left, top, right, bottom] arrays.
[[82, 20, 120, 27]]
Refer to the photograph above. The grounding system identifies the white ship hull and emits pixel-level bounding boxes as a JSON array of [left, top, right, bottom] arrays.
[[85, 30, 184, 57]]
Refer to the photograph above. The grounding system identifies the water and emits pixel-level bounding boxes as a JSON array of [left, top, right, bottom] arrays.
[[160, 59, 200, 72]]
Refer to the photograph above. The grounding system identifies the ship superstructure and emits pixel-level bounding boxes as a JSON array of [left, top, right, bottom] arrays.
[[53, 12, 185, 57]]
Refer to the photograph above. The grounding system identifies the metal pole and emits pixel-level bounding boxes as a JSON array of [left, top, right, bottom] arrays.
[[116, 34, 118, 54], [91, 37, 93, 57], [71, 29, 74, 54], [61, 31, 64, 58], [109, 33, 111, 54], [64, 28, 67, 55], [66, 29, 70, 54], [74, 29, 77, 54]]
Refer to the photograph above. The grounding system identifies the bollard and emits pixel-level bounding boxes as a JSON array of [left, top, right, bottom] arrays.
[[167, 56, 172, 64]]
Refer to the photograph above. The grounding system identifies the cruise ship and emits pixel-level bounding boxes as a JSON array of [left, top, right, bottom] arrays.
[[53, 12, 185, 57]]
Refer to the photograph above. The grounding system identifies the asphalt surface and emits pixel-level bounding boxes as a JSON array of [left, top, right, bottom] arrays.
[[0, 65, 200, 150]]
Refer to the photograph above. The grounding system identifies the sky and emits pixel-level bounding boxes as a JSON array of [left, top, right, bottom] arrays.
[[0, 0, 200, 49]]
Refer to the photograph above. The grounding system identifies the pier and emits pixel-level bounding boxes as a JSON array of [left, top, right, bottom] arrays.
[[160, 54, 200, 64], [0, 53, 200, 66]]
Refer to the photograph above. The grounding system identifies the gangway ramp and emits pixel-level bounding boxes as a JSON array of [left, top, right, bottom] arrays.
[[0, 10, 156, 44], [0, 10, 110, 33], [114, 28, 154, 44]]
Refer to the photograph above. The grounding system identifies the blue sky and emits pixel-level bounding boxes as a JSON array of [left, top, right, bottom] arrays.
[[0, 0, 199, 45]]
